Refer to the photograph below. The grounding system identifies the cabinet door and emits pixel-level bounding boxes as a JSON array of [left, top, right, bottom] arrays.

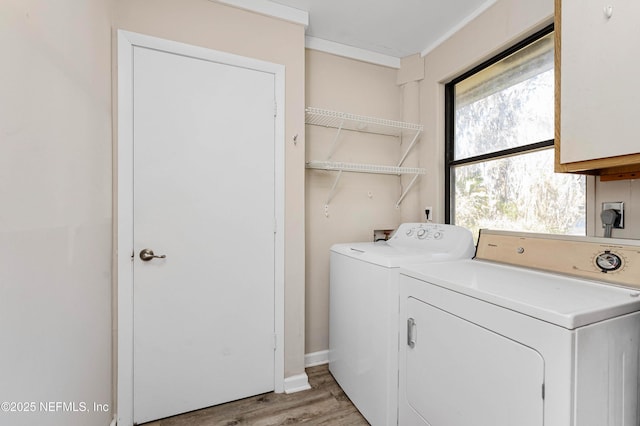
[[401, 297, 544, 426], [558, 0, 640, 167]]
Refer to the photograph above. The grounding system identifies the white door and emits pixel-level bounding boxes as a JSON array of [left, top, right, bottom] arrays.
[[402, 296, 544, 426], [131, 44, 277, 424]]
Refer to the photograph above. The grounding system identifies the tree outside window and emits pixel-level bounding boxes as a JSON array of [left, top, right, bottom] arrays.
[[445, 26, 585, 241]]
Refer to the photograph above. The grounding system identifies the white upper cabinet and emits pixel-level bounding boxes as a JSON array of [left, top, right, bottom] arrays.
[[556, 0, 640, 179]]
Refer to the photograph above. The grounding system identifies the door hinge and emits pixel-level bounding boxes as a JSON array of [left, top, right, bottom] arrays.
[[274, 100, 277, 117], [273, 333, 277, 351], [274, 217, 277, 234], [541, 383, 545, 400]]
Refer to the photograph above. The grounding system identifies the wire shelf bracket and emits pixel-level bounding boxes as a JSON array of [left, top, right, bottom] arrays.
[[395, 173, 421, 209]]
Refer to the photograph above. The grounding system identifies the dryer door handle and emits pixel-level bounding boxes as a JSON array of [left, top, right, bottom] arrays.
[[407, 318, 416, 348]]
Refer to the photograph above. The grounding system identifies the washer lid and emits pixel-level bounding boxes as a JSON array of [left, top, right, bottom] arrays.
[[400, 259, 640, 329], [331, 242, 465, 268], [329, 223, 475, 268]]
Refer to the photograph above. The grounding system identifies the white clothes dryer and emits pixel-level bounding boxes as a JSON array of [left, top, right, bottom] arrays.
[[329, 223, 475, 426], [399, 230, 640, 426]]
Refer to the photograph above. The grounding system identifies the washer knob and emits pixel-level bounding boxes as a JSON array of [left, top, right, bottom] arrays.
[[417, 229, 427, 239], [433, 232, 442, 240], [406, 228, 414, 236]]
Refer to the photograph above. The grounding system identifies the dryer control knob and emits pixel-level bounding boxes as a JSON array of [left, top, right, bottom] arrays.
[[433, 232, 442, 239], [595, 251, 622, 272], [406, 228, 414, 236]]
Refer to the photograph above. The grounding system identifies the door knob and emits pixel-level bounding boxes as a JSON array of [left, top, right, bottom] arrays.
[[139, 248, 166, 261]]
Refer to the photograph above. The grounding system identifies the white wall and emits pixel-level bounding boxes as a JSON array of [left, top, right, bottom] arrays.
[[305, 49, 404, 354], [0, 1, 113, 425], [1, 1, 306, 425]]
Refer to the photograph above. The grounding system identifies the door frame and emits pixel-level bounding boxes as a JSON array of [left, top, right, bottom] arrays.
[[116, 30, 285, 426]]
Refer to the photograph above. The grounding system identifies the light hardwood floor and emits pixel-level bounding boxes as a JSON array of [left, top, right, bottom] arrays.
[[142, 365, 369, 425]]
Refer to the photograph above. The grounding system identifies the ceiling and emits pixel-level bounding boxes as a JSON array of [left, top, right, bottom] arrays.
[[268, 0, 497, 59]]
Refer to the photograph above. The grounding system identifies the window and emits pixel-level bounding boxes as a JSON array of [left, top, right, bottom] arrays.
[[445, 25, 585, 240]]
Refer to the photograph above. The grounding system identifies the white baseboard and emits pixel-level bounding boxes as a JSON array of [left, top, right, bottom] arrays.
[[283, 372, 311, 394], [282, 350, 330, 394], [304, 350, 329, 367]]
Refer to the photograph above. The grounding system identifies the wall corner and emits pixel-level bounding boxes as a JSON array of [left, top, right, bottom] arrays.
[[397, 53, 425, 86]]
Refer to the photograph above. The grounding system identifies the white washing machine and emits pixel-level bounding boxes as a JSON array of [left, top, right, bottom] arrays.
[[329, 223, 475, 426], [399, 230, 640, 426]]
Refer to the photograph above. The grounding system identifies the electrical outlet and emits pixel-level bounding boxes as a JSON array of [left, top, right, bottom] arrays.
[[602, 202, 624, 229]]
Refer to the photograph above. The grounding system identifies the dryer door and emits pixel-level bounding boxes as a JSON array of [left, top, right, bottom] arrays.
[[402, 297, 544, 426]]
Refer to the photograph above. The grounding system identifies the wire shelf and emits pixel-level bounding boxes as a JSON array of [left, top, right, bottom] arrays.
[[305, 107, 425, 211], [306, 160, 426, 175], [305, 107, 423, 136]]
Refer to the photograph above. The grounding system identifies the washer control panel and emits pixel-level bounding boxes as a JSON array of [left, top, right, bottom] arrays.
[[386, 223, 475, 256], [403, 224, 444, 240], [476, 230, 640, 289]]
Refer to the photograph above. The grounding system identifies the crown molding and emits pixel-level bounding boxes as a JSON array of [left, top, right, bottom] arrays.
[[421, 0, 497, 56], [214, 0, 309, 27], [305, 36, 401, 69]]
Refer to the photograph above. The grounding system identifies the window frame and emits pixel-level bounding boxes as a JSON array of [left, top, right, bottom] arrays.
[[444, 24, 555, 224]]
